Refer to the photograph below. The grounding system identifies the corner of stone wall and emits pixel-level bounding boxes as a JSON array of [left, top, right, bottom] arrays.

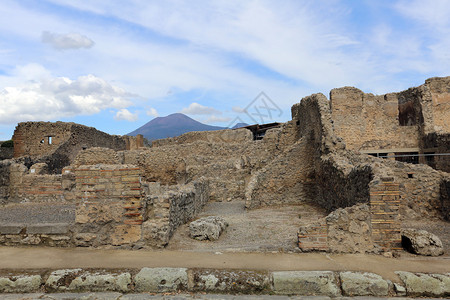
[[440, 177, 450, 220], [141, 177, 210, 248]]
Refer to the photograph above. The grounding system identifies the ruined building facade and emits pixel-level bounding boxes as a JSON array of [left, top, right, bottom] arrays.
[[0, 76, 448, 253]]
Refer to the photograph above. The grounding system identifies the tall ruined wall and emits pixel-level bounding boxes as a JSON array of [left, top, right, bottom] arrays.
[[12, 122, 127, 174], [13, 122, 73, 158], [421, 77, 450, 135], [330, 88, 420, 152], [423, 133, 450, 172]]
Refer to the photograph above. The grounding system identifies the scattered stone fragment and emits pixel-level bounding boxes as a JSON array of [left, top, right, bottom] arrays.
[[134, 267, 188, 293], [271, 271, 340, 297], [401, 228, 444, 256], [395, 271, 450, 297], [189, 216, 228, 241], [339, 271, 388, 296]]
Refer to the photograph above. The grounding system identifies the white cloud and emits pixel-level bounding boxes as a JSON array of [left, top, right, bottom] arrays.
[[232, 106, 246, 113], [181, 102, 222, 115], [146, 107, 159, 118], [114, 108, 138, 122], [41, 31, 94, 50], [0, 64, 134, 124], [204, 115, 231, 124]]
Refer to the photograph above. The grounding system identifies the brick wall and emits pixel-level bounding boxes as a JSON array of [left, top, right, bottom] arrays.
[[369, 178, 401, 251], [73, 164, 143, 246], [298, 220, 328, 252]]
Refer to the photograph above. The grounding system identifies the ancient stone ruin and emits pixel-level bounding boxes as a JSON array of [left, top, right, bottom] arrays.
[[0, 76, 448, 254]]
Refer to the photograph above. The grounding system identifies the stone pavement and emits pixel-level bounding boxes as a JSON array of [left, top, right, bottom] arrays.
[[0, 293, 446, 299]]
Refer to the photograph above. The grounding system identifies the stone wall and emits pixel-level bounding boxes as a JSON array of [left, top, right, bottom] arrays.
[[441, 179, 450, 220], [73, 164, 143, 247], [0, 160, 11, 203], [0, 147, 14, 160], [423, 133, 450, 172], [12, 122, 127, 173], [421, 76, 450, 134], [151, 128, 253, 147], [330, 87, 420, 152], [142, 179, 210, 248], [298, 204, 374, 253]]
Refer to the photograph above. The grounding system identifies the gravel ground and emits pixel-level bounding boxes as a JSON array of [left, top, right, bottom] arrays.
[[0, 203, 75, 225], [167, 201, 327, 252]]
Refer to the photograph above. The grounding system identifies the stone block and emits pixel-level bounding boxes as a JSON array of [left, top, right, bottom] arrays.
[[0, 224, 24, 234], [45, 269, 131, 292], [271, 271, 340, 296], [401, 228, 444, 256], [188, 269, 270, 293], [189, 216, 228, 241], [0, 275, 42, 293], [396, 271, 450, 297], [27, 223, 70, 235], [339, 271, 389, 296], [134, 267, 188, 292]]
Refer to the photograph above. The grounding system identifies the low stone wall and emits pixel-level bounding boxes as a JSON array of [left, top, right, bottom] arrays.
[[142, 178, 210, 248], [0, 268, 448, 297], [0, 223, 71, 247], [298, 204, 374, 253]]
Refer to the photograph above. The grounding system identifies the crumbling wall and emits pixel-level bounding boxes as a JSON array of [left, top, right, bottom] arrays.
[[151, 129, 253, 147], [245, 138, 316, 208], [0, 147, 14, 160], [422, 133, 450, 173], [0, 160, 11, 203], [141, 178, 210, 248], [330, 87, 420, 152], [298, 204, 374, 253], [12, 122, 127, 174], [440, 179, 450, 220], [421, 77, 450, 134], [123, 134, 145, 150]]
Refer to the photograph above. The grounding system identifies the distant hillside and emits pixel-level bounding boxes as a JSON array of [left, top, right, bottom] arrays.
[[127, 113, 226, 141]]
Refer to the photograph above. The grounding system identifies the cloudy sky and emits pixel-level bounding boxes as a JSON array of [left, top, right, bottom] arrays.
[[0, 0, 449, 140]]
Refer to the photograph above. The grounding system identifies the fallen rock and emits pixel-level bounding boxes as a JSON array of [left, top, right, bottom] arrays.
[[189, 216, 228, 241], [401, 228, 444, 256], [340, 271, 388, 296], [396, 271, 450, 297]]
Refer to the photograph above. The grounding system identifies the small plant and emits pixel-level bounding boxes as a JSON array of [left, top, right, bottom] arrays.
[[1, 140, 13, 148]]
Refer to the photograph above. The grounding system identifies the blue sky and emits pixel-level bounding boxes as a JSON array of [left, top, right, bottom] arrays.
[[0, 0, 449, 140]]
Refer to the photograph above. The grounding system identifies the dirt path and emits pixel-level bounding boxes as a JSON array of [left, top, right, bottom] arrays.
[[0, 246, 448, 282], [167, 201, 327, 252]]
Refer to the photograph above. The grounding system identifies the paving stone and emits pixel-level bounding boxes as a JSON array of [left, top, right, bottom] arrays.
[[339, 272, 389, 296], [45, 269, 131, 292], [395, 271, 450, 297], [134, 268, 188, 293], [0, 275, 42, 293], [0, 293, 44, 300], [272, 271, 340, 297], [41, 292, 122, 299]]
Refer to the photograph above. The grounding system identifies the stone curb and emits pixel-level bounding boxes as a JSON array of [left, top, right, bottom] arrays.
[[0, 269, 448, 297]]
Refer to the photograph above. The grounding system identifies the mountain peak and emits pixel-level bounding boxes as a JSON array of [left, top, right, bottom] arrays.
[[127, 113, 225, 141]]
